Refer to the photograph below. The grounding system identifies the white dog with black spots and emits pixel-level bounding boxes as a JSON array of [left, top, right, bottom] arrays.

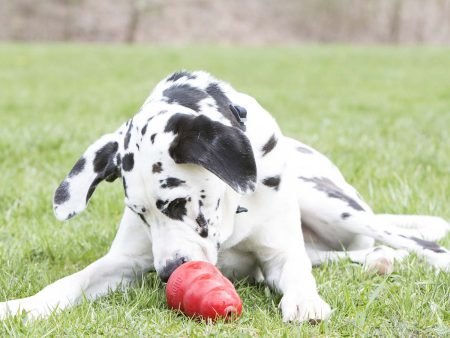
[[1, 71, 449, 322]]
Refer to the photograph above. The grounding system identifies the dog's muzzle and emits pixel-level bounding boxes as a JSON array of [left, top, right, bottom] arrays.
[[159, 256, 188, 282]]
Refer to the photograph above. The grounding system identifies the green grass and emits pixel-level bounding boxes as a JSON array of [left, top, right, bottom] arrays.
[[0, 44, 449, 336]]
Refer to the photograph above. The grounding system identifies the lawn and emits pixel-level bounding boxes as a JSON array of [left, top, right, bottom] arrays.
[[0, 44, 449, 336]]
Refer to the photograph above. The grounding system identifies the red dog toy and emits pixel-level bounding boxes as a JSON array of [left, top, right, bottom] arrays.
[[166, 261, 242, 320]]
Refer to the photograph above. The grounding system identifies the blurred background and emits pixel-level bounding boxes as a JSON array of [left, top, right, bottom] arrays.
[[2, 0, 450, 45]]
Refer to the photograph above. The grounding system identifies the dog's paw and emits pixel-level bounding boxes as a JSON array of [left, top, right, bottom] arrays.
[[280, 294, 331, 323], [0, 300, 22, 320], [0, 298, 52, 321], [0, 302, 8, 320], [363, 246, 408, 275]]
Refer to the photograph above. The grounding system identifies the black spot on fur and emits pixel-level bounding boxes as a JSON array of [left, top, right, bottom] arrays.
[[124, 119, 133, 150], [201, 194, 206, 199], [410, 236, 446, 253], [216, 199, 221, 210], [68, 157, 86, 177], [236, 206, 248, 214], [199, 200, 203, 207], [156, 199, 168, 210], [167, 71, 196, 82], [163, 84, 208, 112], [196, 213, 208, 238], [161, 177, 186, 189], [341, 212, 351, 219], [199, 228, 208, 238], [122, 153, 134, 172], [93, 142, 118, 173], [299, 176, 365, 211], [261, 135, 278, 156], [150, 133, 156, 144], [116, 154, 121, 167], [205, 83, 241, 129], [166, 113, 257, 193], [54, 180, 70, 204], [262, 175, 281, 191], [152, 162, 163, 173], [141, 124, 147, 136], [162, 198, 187, 221], [297, 146, 314, 154]]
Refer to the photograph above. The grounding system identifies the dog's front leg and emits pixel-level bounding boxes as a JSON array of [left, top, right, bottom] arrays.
[[251, 201, 331, 323], [260, 246, 331, 323], [0, 208, 154, 320], [272, 250, 331, 323]]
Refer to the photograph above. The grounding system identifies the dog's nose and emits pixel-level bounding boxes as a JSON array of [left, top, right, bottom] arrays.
[[159, 256, 188, 282]]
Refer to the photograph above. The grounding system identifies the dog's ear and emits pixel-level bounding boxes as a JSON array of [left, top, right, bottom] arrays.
[[53, 133, 121, 221], [167, 114, 257, 194]]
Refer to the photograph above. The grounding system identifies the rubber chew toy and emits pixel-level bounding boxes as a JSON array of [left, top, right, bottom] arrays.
[[166, 261, 242, 321]]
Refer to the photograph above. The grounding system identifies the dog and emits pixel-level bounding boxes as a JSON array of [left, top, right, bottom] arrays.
[[1, 70, 449, 322]]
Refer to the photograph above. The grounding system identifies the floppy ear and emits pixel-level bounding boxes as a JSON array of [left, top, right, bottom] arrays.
[[167, 114, 257, 194], [53, 133, 121, 221]]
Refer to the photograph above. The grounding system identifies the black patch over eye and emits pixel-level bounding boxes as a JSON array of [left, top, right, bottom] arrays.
[[162, 198, 187, 221]]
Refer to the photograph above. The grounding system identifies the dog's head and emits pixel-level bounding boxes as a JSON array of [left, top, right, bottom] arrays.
[[53, 105, 256, 281]]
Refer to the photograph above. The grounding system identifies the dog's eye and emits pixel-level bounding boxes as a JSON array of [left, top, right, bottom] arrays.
[[168, 198, 184, 208], [162, 198, 188, 221]]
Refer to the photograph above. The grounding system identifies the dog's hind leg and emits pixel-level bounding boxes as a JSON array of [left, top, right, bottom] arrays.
[[0, 208, 154, 320], [336, 213, 450, 272], [289, 136, 450, 272], [299, 181, 450, 271]]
